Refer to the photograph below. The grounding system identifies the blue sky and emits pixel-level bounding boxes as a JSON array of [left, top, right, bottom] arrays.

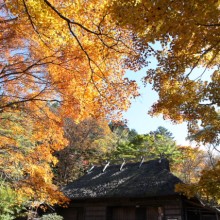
[[121, 42, 191, 145], [123, 47, 216, 146], [123, 69, 190, 146]]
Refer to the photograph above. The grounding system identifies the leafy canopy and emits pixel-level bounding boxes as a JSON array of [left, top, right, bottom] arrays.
[[54, 118, 115, 186], [2, 0, 143, 121], [1, 0, 145, 208], [0, 179, 25, 220], [110, 0, 220, 145], [1, 0, 219, 210], [109, 126, 180, 163]]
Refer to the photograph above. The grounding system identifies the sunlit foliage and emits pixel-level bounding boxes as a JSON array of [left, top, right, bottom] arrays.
[[0, 0, 143, 208], [110, 0, 220, 145]]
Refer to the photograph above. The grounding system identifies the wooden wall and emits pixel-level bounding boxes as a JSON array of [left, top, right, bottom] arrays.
[[85, 206, 106, 220], [58, 197, 220, 220], [164, 204, 182, 219], [58, 197, 184, 220]]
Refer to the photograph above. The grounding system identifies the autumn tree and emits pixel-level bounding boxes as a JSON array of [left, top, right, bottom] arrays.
[[173, 146, 206, 184], [176, 160, 220, 205], [109, 0, 220, 205], [54, 118, 115, 186], [1, 0, 143, 120], [0, 0, 145, 210], [2, 0, 219, 210], [0, 110, 68, 208], [110, 0, 220, 145]]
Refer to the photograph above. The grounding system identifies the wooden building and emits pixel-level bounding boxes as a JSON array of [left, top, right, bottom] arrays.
[[59, 159, 220, 220]]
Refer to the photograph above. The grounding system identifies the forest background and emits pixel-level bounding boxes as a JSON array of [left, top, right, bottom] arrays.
[[0, 0, 219, 219]]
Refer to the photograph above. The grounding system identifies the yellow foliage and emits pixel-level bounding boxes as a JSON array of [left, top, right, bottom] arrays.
[[176, 161, 220, 204], [1, 0, 218, 207], [110, 0, 220, 145], [110, 1, 220, 204], [172, 146, 206, 184], [0, 0, 142, 207]]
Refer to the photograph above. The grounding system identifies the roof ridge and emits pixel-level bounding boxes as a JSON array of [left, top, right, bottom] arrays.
[[90, 158, 163, 169]]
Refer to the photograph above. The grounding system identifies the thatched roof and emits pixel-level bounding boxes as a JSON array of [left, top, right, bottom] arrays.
[[63, 159, 181, 200]]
